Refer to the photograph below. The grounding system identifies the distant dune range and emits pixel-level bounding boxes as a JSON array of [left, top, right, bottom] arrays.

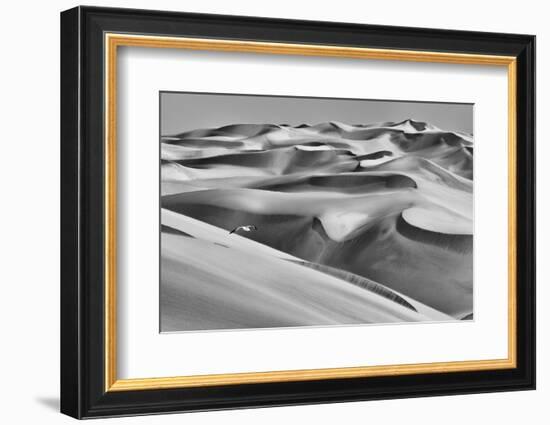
[[160, 120, 473, 331]]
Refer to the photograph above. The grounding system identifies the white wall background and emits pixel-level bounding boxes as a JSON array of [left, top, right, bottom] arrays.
[[0, 0, 545, 423]]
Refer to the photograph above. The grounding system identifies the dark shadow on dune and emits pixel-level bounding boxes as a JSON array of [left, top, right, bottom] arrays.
[[356, 150, 394, 161], [296, 140, 351, 149], [431, 147, 473, 180], [396, 213, 472, 254], [258, 173, 417, 193], [368, 156, 472, 191], [161, 224, 193, 237], [166, 138, 246, 149], [389, 130, 466, 152], [388, 118, 429, 131], [289, 259, 417, 312], [173, 123, 279, 139], [175, 147, 356, 175]]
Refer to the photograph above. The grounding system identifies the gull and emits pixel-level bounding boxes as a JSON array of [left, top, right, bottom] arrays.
[[229, 225, 258, 235]]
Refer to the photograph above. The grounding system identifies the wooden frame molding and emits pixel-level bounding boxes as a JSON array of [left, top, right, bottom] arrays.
[[103, 33, 518, 392]]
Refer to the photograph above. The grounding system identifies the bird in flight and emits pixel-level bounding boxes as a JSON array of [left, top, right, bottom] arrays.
[[229, 225, 258, 235]]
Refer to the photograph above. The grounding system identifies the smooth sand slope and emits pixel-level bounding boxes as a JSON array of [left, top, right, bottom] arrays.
[[160, 119, 474, 330]]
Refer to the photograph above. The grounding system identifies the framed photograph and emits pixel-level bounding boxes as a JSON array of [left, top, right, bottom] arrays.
[[60, 6, 535, 419]]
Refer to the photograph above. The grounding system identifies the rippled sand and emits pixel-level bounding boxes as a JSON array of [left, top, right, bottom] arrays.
[[160, 119, 473, 331]]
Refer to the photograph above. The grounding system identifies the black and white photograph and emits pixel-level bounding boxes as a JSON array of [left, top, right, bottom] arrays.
[[55, 4, 537, 420], [160, 92, 474, 332]]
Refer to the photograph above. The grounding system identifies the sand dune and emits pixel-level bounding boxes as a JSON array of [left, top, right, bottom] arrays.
[[161, 119, 473, 167], [174, 146, 358, 175], [160, 120, 474, 330], [161, 228, 450, 331], [161, 208, 451, 320]]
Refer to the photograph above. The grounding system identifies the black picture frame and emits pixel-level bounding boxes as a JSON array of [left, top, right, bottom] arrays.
[[61, 5, 535, 419]]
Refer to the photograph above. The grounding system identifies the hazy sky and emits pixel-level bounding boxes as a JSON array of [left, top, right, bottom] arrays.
[[161, 91, 473, 135]]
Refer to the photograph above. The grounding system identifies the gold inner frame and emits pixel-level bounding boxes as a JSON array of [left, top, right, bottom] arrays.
[[104, 33, 518, 392]]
